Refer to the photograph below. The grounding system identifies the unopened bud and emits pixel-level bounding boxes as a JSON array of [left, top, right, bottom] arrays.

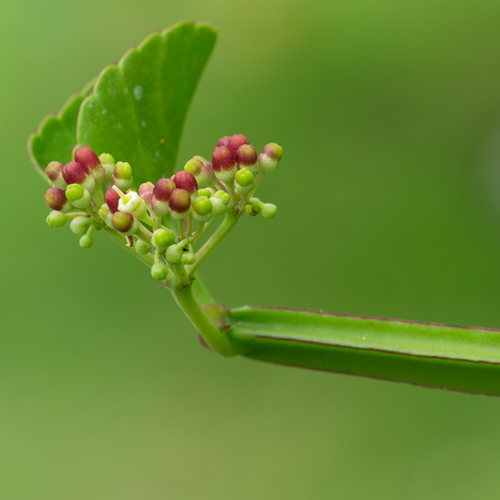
[[165, 242, 185, 263], [99, 153, 115, 183], [139, 182, 154, 208], [217, 136, 231, 147], [111, 212, 138, 235], [135, 239, 151, 255], [173, 170, 198, 195], [112, 161, 133, 191], [75, 146, 103, 183], [184, 156, 205, 176], [70, 216, 92, 235], [169, 189, 191, 219], [198, 188, 214, 198], [105, 188, 120, 213], [45, 161, 66, 189], [66, 184, 91, 209], [152, 178, 175, 217], [46, 210, 67, 228], [258, 143, 283, 174], [192, 196, 213, 223], [79, 234, 94, 248], [235, 144, 258, 175], [212, 146, 237, 183], [152, 228, 175, 249], [98, 204, 113, 226], [235, 168, 255, 194], [44, 188, 70, 212], [210, 190, 230, 217], [181, 252, 196, 265], [262, 203, 278, 219], [151, 262, 169, 281], [228, 134, 249, 156]]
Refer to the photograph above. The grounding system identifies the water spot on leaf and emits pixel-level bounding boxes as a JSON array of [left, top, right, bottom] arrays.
[[133, 85, 143, 101], [142, 121, 147, 128], [102, 109, 107, 115]]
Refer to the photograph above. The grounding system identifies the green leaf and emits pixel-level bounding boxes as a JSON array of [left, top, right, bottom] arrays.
[[77, 21, 217, 186], [28, 79, 94, 182], [228, 307, 500, 395]]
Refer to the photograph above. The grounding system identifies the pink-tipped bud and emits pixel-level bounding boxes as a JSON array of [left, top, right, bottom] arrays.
[[184, 156, 206, 176], [212, 146, 236, 172], [139, 182, 154, 206], [111, 211, 138, 235], [228, 134, 249, 156], [75, 146, 100, 171], [169, 189, 191, 217], [62, 161, 89, 185], [44, 188, 69, 211], [173, 171, 198, 194], [236, 144, 258, 172], [105, 188, 120, 213], [45, 161, 65, 188], [258, 143, 283, 174], [152, 178, 176, 217], [217, 136, 231, 147]]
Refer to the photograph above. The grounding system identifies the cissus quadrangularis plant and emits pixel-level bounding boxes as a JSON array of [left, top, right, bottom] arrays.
[[29, 21, 500, 396]]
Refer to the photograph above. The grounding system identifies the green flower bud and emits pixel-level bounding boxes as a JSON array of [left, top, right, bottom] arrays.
[[111, 212, 138, 235], [46, 211, 68, 228], [181, 252, 196, 265], [135, 239, 151, 255], [192, 196, 213, 223], [66, 183, 91, 209], [258, 143, 283, 174], [198, 188, 214, 198], [262, 203, 278, 219], [235, 168, 255, 194], [210, 190, 230, 217], [79, 234, 94, 248], [99, 153, 115, 183], [165, 243, 184, 263], [98, 204, 113, 227], [151, 262, 169, 280], [70, 216, 92, 235], [152, 228, 175, 249], [112, 161, 133, 191]]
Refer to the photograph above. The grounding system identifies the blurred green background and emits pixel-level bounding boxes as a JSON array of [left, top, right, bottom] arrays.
[[3, 0, 500, 498]]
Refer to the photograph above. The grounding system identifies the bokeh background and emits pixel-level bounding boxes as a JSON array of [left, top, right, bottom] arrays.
[[3, 0, 500, 498]]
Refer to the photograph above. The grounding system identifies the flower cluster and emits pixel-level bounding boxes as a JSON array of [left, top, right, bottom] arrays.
[[43, 135, 283, 286]]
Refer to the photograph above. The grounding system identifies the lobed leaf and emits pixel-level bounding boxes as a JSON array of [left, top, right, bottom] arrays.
[[28, 80, 94, 182], [77, 21, 217, 186], [228, 306, 500, 395]]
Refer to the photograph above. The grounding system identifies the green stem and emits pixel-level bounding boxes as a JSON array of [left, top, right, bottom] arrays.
[[171, 283, 237, 357], [105, 228, 155, 267], [186, 213, 241, 276]]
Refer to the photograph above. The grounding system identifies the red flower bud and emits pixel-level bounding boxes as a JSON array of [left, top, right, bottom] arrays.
[[45, 161, 64, 183], [62, 161, 88, 185], [44, 188, 68, 211], [169, 189, 191, 214], [235, 144, 258, 167], [112, 211, 137, 234], [173, 170, 198, 194], [153, 178, 176, 202], [139, 182, 154, 205], [212, 146, 236, 172], [217, 136, 231, 147], [105, 188, 120, 213], [74, 146, 101, 171], [228, 134, 249, 156]]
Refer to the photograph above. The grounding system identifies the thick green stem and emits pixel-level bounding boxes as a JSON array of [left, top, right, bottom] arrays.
[[171, 283, 237, 357], [186, 213, 241, 276]]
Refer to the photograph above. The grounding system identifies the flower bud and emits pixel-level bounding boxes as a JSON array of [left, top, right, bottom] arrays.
[[75, 146, 103, 183], [66, 183, 91, 209], [151, 262, 169, 280], [181, 252, 196, 265], [135, 239, 151, 255], [152, 228, 175, 249], [165, 242, 184, 263], [235, 168, 255, 194], [228, 134, 249, 156], [198, 188, 214, 198], [210, 190, 230, 217], [98, 204, 113, 227], [46, 210, 68, 228], [79, 233, 94, 248], [184, 156, 206, 176], [105, 188, 120, 213], [173, 170, 198, 195], [139, 182, 154, 208], [217, 136, 231, 147], [45, 161, 66, 189], [192, 196, 213, 223], [44, 188, 70, 212], [262, 203, 278, 219], [99, 153, 115, 183], [169, 189, 191, 219], [235, 144, 258, 174], [111, 211, 138, 235], [152, 178, 175, 217], [258, 143, 283, 174], [212, 146, 237, 183], [62, 161, 88, 185], [112, 161, 133, 191], [70, 216, 92, 235]]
